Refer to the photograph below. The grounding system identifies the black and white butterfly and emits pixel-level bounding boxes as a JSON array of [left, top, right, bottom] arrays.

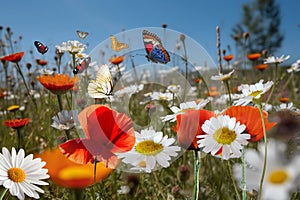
[[34, 41, 48, 54]]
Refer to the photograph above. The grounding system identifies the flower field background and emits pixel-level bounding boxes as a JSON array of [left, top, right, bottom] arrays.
[[0, 23, 300, 200]]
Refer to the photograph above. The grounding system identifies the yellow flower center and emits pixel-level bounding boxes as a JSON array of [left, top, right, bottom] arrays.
[[135, 140, 163, 155], [268, 169, 289, 184], [59, 166, 91, 180], [213, 127, 237, 144], [7, 168, 26, 182], [249, 90, 262, 98]]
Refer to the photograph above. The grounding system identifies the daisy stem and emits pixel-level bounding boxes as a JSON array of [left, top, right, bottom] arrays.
[[153, 171, 166, 200], [193, 150, 201, 200], [17, 128, 22, 150], [266, 63, 278, 104], [71, 53, 76, 70], [241, 146, 247, 200], [223, 80, 232, 105], [227, 160, 241, 200], [257, 103, 267, 200], [0, 188, 8, 200]]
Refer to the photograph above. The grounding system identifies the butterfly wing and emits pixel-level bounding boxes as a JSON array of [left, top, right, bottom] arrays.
[[73, 57, 91, 74], [142, 30, 170, 64], [88, 64, 113, 98], [34, 41, 48, 54], [110, 35, 128, 52], [76, 30, 89, 39]]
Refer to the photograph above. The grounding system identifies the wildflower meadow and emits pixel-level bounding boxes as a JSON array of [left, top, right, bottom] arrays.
[[0, 23, 300, 200]]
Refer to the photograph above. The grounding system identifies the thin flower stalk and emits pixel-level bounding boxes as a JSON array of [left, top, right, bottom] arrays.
[[257, 103, 268, 200], [265, 63, 278, 104], [193, 150, 201, 200], [227, 160, 241, 200]]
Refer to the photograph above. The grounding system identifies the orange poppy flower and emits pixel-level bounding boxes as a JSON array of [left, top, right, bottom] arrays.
[[36, 59, 48, 66], [0, 52, 24, 63], [194, 78, 202, 83], [34, 147, 113, 188], [223, 54, 234, 61], [59, 105, 135, 168], [175, 109, 215, 150], [207, 87, 220, 97], [255, 64, 268, 71], [278, 97, 289, 103], [4, 118, 30, 129], [224, 106, 276, 142], [247, 53, 261, 61], [109, 55, 124, 65], [37, 74, 78, 95]]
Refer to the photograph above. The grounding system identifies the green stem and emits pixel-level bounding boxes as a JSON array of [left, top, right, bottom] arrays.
[[15, 62, 37, 108], [241, 146, 247, 200], [257, 103, 267, 200], [0, 188, 8, 200], [181, 38, 188, 100], [153, 172, 166, 200], [56, 94, 63, 111], [224, 80, 232, 105], [227, 160, 241, 200], [266, 64, 278, 104], [17, 129, 21, 150], [193, 150, 201, 200]]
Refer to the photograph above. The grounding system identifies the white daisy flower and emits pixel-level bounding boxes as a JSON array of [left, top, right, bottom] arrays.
[[264, 55, 290, 64], [233, 80, 273, 106], [150, 91, 174, 102], [211, 70, 235, 81], [114, 84, 144, 98], [197, 115, 250, 160], [167, 84, 181, 94], [161, 99, 210, 122], [0, 147, 49, 200], [56, 40, 87, 54], [287, 59, 300, 73], [233, 139, 300, 200], [117, 129, 181, 173], [51, 110, 78, 131], [274, 102, 300, 113]]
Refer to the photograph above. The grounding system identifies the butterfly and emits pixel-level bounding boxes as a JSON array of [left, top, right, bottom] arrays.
[[76, 30, 89, 40], [87, 64, 113, 99], [73, 57, 91, 74], [110, 35, 129, 52], [34, 41, 48, 55], [142, 30, 170, 64]]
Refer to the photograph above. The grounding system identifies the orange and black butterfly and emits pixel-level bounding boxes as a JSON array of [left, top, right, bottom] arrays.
[[76, 30, 89, 40], [73, 57, 91, 74], [110, 35, 128, 52], [34, 41, 48, 55]]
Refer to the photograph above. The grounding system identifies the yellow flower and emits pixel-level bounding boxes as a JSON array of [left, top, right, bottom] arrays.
[[7, 105, 20, 111]]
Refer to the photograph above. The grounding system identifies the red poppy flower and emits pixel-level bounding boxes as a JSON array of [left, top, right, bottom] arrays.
[[175, 109, 215, 150], [34, 147, 113, 188], [255, 64, 268, 71], [109, 55, 124, 65], [278, 97, 289, 103], [36, 59, 48, 66], [247, 53, 261, 61], [4, 118, 30, 129], [37, 74, 78, 95], [223, 54, 234, 61], [224, 106, 276, 142], [59, 105, 135, 168], [0, 52, 24, 63]]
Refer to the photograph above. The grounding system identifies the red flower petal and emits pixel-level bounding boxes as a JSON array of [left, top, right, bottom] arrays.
[[224, 106, 276, 142], [59, 139, 94, 164], [3, 118, 30, 129], [175, 109, 215, 150], [0, 52, 24, 63]]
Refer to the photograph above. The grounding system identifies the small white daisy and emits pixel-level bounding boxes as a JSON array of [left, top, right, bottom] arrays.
[[211, 70, 235, 81], [0, 147, 49, 200], [233, 139, 300, 200], [161, 99, 210, 122], [233, 80, 273, 106], [274, 102, 300, 113], [197, 115, 250, 160], [167, 84, 181, 94], [264, 55, 290, 64], [56, 40, 87, 54], [117, 129, 181, 173], [150, 91, 174, 102], [51, 110, 78, 131], [287, 59, 300, 73]]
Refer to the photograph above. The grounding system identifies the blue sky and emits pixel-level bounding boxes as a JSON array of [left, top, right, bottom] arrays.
[[0, 0, 299, 66]]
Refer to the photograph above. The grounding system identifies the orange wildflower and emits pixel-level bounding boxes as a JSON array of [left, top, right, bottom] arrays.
[[223, 54, 234, 61], [109, 55, 124, 65], [34, 148, 113, 188], [0, 52, 24, 63], [224, 106, 276, 142], [4, 118, 30, 129], [278, 97, 289, 103], [207, 86, 220, 97], [37, 74, 78, 95], [36, 59, 48, 66], [175, 109, 215, 150], [247, 53, 261, 61], [255, 64, 268, 71]]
